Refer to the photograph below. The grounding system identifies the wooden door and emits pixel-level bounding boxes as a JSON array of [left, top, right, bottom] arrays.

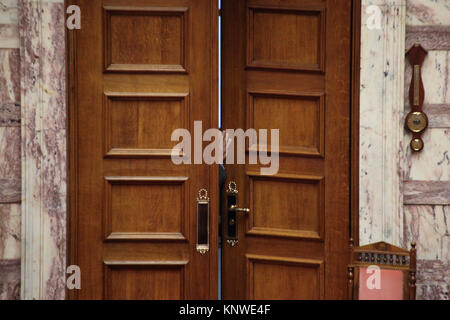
[[221, 0, 352, 299], [69, 0, 218, 299]]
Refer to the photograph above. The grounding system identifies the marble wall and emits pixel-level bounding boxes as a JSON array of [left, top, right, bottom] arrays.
[[359, 0, 406, 246], [360, 0, 449, 300], [19, 0, 67, 300], [402, 0, 450, 301], [360, 0, 449, 301], [0, 0, 66, 300], [0, 0, 21, 300]]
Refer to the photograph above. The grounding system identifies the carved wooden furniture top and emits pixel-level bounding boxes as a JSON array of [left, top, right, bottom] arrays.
[[351, 241, 414, 269], [348, 240, 417, 300]]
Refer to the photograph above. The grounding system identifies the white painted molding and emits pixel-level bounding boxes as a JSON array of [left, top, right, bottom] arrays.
[[359, 0, 406, 246]]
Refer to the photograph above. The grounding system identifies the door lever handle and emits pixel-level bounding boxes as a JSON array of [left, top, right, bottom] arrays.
[[229, 205, 250, 213], [226, 182, 249, 247]]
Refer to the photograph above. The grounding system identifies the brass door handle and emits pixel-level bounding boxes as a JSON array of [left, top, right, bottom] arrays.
[[225, 182, 249, 247], [229, 205, 250, 214], [196, 189, 210, 255]]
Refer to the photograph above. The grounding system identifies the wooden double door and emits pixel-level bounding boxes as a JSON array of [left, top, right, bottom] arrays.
[[70, 0, 353, 299]]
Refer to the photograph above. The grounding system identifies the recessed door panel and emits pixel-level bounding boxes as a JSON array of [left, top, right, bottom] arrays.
[[248, 174, 324, 239], [248, 91, 325, 156], [104, 93, 189, 157], [247, 255, 324, 300], [104, 177, 188, 241], [103, 6, 189, 72], [247, 5, 325, 71], [104, 262, 187, 300]]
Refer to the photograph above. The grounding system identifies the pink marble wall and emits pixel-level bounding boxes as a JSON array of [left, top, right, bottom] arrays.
[[1, 0, 66, 300], [0, 259, 20, 299], [0, 0, 21, 300], [19, 0, 67, 299], [359, 0, 406, 247], [404, 0, 450, 301], [417, 260, 450, 300]]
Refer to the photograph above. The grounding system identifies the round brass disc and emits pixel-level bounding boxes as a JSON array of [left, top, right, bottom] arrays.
[[406, 112, 428, 133], [410, 138, 424, 152]]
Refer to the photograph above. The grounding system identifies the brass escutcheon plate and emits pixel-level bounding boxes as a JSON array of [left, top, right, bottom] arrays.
[[406, 111, 428, 133]]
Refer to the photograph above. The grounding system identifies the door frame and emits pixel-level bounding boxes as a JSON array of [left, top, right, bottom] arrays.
[[65, 0, 361, 299], [351, 0, 361, 246]]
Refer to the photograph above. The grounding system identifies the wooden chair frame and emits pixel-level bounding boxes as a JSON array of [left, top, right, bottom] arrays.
[[347, 240, 417, 300]]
